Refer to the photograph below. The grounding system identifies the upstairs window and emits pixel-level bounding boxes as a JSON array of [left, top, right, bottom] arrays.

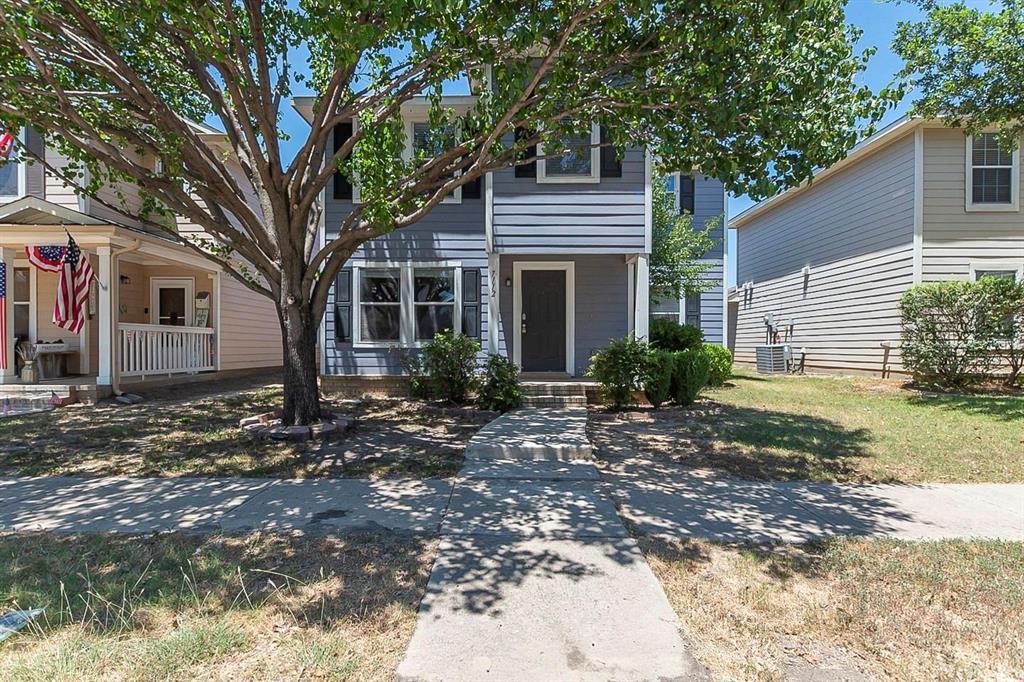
[[538, 122, 600, 183], [0, 133, 23, 200], [410, 122, 461, 203], [967, 133, 1019, 211], [665, 173, 695, 213]]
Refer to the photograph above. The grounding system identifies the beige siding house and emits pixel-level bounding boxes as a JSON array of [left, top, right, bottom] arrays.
[[731, 117, 1024, 376], [0, 128, 281, 401]]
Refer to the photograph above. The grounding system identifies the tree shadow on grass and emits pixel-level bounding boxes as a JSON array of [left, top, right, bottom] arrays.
[[903, 393, 1024, 423], [0, 530, 435, 636], [590, 402, 876, 482]]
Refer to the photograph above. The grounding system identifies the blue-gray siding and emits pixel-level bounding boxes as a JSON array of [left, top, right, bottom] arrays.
[[491, 148, 646, 254]]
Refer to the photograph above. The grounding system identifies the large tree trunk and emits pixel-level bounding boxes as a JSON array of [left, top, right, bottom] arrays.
[[278, 299, 322, 426]]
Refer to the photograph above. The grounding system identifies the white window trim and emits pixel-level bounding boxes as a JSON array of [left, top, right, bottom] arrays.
[[537, 123, 601, 184], [965, 133, 1020, 212], [11, 259, 35, 344], [969, 261, 1024, 281], [351, 261, 463, 348], [666, 171, 681, 212], [511, 261, 576, 375], [150, 277, 195, 326], [0, 128, 28, 203], [404, 120, 461, 204]]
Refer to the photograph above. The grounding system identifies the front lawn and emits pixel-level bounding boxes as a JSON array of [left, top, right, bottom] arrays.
[[0, 531, 436, 681], [1, 377, 489, 478], [644, 538, 1024, 681], [590, 371, 1024, 483]]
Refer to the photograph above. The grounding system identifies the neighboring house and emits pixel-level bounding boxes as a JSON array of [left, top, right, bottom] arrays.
[[0, 125, 281, 400], [292, 96, 727, 391], [730, 116, 1024, 376]]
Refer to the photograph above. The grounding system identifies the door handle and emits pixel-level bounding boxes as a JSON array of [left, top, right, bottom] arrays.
[[521, 323, 527, 334]]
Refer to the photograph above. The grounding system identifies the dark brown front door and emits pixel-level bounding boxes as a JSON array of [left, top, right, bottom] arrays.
[[521, 269, 566, 372]]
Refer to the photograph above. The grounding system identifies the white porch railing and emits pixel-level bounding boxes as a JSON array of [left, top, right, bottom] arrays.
[[118, 323, 215, 378]]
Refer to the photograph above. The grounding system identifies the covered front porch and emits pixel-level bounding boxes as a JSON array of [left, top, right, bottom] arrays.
[[0, 197, 223, 397]]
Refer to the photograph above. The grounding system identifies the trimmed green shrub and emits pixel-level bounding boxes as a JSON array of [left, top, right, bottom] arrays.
[[900, 281, 999, 388], [671, 348, 711, 406], [650, 318, 704, 352], [422, 330, 481, 403], [476, 354, 523, 412], [588, 335, 650, 409], [975, 275, 1024, 386], [702, 343, 733, 387], [642, 349, 675, 408]]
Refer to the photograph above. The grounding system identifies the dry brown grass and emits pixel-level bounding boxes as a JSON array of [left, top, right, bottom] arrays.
[[1, 375, 489, 479], [643, 537, 1024, 681], [0, 531, 437, 681]]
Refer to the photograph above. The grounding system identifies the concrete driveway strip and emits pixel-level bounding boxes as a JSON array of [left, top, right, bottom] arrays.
[[218, 478, 454, 533], [0, 477, 275, 534]]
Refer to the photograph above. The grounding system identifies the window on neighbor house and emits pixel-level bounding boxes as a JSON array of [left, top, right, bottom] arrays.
[[968, 133, 1017, 208], [538, 122, 600, 182], [684, 291, 701, 328], [651, 293, 680, 322], [0, 157, 21, 200]]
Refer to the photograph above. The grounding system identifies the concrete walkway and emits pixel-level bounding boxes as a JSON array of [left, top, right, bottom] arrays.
[[465, 407, 593, 461]]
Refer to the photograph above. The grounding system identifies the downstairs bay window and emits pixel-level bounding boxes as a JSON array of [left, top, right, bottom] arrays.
[[348, 263, 481, 346]]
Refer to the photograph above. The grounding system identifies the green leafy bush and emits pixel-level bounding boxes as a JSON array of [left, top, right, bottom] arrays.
[[671, 348, 711, 406], [900, 281, 999, 388], [588, 335, 650, 409], [421, 330, 481, 403], [702, 343, 733, 387], [649, 318, 704, 352], [975, 275, 1024, 386], [476, 354, 523, 412], [642, 349, 675, 408]]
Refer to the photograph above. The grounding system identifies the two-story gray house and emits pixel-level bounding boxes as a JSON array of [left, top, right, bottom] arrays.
[[292, 96, 726, 392], [730, 116, 1024, 376]]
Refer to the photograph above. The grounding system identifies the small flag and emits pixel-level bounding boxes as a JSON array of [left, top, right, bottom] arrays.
[[50, 391, 63, 407], [53, 234, 95, 335], [26, 245, 67, 272], [0, 130, 14, 160], [0, 263, 7, 370]]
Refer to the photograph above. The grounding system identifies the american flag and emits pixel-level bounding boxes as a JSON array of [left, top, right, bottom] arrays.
[[53, 235, 94, 335], [0, 262, 7, 370], [26, 245, 66, 272]]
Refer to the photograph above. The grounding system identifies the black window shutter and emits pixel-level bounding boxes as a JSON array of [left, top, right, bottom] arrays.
[[599, 126, 621, 178], [463, 175, 482, 199], [333, 269, 352, 342], [514, 127, 536, 178], [680, 174, 695, 214], [461, 269, 481, 338], [332, 121, 354, 201]]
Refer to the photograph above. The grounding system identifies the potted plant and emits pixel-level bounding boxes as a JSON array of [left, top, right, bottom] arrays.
[[16, 343, 39, 384]]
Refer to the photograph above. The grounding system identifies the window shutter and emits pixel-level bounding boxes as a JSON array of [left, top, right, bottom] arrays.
[[599, 126, 622, 178], [461, 268, 481, 338], [514, 127, 536, 178], [332, 121, 354, 201], [333, 269, 352, 342], [463, 175, 482, 199], [680, 174, 695, 214]]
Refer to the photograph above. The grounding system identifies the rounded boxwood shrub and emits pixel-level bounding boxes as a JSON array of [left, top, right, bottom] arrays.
[[476, 354, 523, 412], [642, 349, 675, 408], [422, 330, 481, 404], [650, 318, 704, 352], [671, 348, 711, 406], [702, 343, 733, 387], [588, 335, 650, 409]]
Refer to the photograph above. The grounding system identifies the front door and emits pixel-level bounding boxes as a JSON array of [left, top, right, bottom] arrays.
[[520, 269, 566, 372], [151, 278, 193, 326]]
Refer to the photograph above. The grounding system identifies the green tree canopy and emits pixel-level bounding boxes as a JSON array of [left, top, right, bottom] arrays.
[[0, 0, 892, 423], [894, 0, 1024, 144]]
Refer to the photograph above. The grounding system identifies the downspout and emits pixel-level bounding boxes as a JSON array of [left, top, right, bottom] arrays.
[[109, 239, 141, 396]]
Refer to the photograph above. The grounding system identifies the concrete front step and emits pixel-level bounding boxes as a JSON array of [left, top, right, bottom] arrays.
[[520, 381, 590, 397], [465, 407, 594, 462], [521, 395, 588, 408]]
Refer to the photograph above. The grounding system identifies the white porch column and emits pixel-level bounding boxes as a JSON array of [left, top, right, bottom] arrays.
[[633, 254, 650, 339], [95, 246, 117, 386], [0, 248, 15, 383], [486, 253, 500, 355]]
